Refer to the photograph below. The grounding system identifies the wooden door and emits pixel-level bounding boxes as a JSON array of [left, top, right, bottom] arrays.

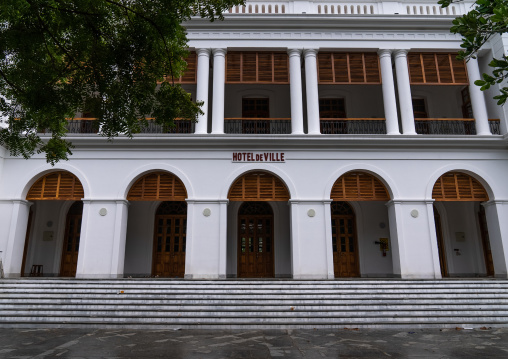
[[433, 205, 448, 277], [478, 206, 495, 276], [60, 202, 83, 277], [20, 209, 33, 277], [238, 202, 274, 278], [331, 202, 359, 277], [152, 202, 187, 278]]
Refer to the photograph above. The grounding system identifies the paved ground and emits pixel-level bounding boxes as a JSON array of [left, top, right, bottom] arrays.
[[0, 328, 508, 358]]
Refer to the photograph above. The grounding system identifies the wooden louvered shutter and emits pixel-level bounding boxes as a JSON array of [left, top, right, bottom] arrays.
[[318, 53, 380, 84], [228, 172, 290, 201], [408, 53, 468, 85], [331, 172, 390, 201], [432, 172, 488, 201], [226, 52, 289, 83], [127, 172, 187, 201], [27, 172, 84, 200], [179, 52, 197, 83]]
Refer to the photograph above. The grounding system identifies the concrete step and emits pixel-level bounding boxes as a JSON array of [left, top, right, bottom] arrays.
[[1, 279, 507, 329]]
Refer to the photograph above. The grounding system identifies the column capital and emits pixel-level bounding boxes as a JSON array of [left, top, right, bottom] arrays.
[[212, 48, 227, 57], [303, 48, 319, 58], [393, 49, 409, 59], [377, 49, 393, 58], [196, 48, 211, 57], [483, 199, 508, 207], [287, 48, 302, 57]]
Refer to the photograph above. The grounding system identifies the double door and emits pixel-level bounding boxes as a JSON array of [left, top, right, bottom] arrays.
[[238, 215, 274, 278], [152, 215, 186, 277], [332, 214, 359, 277]]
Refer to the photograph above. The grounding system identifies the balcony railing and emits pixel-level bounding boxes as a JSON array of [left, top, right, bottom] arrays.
[[415, 119, 501, 135], [320, 118, 387, 134], [137, 119, 195, 134], [226, 0, 471, 16], [224, 118, 291, 134]]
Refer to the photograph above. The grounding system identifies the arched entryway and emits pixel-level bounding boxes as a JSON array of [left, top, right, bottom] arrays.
[[152, 201, 187, 277], [23, 171, 84, 277], [330, 171, 391, 278], [227, 171, 290, 278], [432, 171, 493, 276], [124, 171, 188, 278]]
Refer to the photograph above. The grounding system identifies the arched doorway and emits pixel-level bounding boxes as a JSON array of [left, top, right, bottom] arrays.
[[152, 201, 187, 278], [433, 205, 448, 277], [331, 202, 359, 277], [330, 171, 391, 278], [125, 171, 188, 277], [432, 171, 492, 276], [228, 171, 290, 278], [60, 202, 83, 277], [237, 202, 274, 278], [23, 171, 84, 277]]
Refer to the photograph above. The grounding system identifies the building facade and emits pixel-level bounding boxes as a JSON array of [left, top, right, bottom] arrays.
[[1, 0, 508, 280]]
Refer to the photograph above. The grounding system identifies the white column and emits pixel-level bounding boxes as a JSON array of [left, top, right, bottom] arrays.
[[185, 199, 228, 279], [0, 200, 31, 277], [394, 50, 417, 135], [288, 49, 305, 134], [76, 200, 129, 278], [378, 49, 400, 135], [466, 57, 492, 135], [483, 200, 508, 278], [195, 48, 211, 134], [211, 48, 227, 134], [387, 200, 440, 279], [303, 49, 321, 135]]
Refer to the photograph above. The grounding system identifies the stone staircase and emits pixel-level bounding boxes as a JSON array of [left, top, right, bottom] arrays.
[[0, 279, 508, 329]]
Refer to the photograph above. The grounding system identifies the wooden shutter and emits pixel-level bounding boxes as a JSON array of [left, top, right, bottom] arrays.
[[27, 172, 84, 200], [226, 52, 289, 83], [408, 53, 468, 85], [331, 172, 390, 201], [127, 172, 187, 201], [318, 53, 381, 84], [169, 52, 197, 84], [432, 172, 488, 201], [228, 172, 290, 201]]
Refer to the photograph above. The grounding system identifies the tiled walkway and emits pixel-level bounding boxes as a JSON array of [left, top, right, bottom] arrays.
[[0, 328, 507, 358]]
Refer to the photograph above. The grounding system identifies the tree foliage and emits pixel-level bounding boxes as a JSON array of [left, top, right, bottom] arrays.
[[0, 0, 242, 164], [440, 0, 508, 105]]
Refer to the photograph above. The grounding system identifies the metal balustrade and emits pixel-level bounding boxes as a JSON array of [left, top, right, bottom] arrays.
[[320, 118, 387, 134], [226, 1, 470, 16], [137, 119, 195, 134], [415, 119, 501, 135], [224, 118, 291, 134]]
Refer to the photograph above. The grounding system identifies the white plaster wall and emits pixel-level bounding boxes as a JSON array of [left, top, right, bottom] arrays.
[[355, 201, 394, 277], [224, 84, 291, 118], [410, 85, 464, 118], [439, 201, 486, 276], [226, 201, 291, 277], [124, 201, 157, 276], [318, 85, 385, 118]]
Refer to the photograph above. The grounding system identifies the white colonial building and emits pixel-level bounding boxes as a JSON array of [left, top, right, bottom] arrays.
[[1, 0, 508, 281]]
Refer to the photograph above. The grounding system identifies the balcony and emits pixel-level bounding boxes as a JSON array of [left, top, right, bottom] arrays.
[[224, 118, 291, 134], [320, 118, 386, 135], [415, 119, 501, 135]]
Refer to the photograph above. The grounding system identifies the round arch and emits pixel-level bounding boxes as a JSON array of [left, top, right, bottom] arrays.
[[127, 171, 187, 201], [119, 164, 194, 200], [425, 165, 496, 201], [323, 165, 398, 200], [221, 164, 297, 200], [19, 164, 91, 200], [228, 170, 290, 201], [26, 171, 85, 201]]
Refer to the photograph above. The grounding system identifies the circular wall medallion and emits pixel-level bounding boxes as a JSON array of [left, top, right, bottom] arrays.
[[307, 209, 316, 217], [379, 222, 386, 229], [99, 208, 108, 216], [410, 209, 419, 218], [203, 208, 211, 217]]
